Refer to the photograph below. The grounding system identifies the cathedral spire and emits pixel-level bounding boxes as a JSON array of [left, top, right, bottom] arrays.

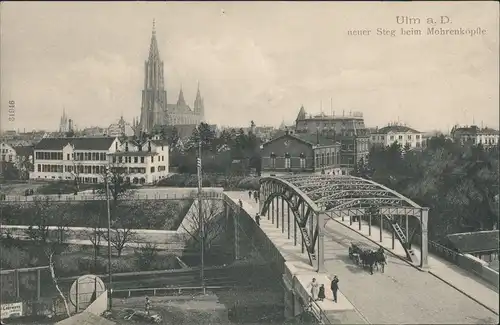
[[194, 82, 203, 110], [149, 19, 160, 60], [177, 86, 186, 106]]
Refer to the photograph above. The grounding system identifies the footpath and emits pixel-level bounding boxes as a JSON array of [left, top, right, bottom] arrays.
[[332, 216, 499, 315]]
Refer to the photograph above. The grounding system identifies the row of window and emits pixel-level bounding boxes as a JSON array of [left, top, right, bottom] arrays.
[[36, 164, 167, 175], [112, 155, 165, 164], [268, 153, 340, 169], [35, 151, 108, 161], [270, 157, 306, 169], [372, 134, 421, 141], [460, 137, 498, 145]]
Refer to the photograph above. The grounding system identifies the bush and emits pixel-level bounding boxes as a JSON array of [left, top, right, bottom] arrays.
[[36, 181, 98, 195]]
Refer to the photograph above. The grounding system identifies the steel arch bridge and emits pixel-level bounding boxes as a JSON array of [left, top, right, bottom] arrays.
[[259, 175, 429, 273]]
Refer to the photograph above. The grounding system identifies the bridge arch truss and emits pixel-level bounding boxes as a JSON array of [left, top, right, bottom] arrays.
[[259, 175, 429, 272]]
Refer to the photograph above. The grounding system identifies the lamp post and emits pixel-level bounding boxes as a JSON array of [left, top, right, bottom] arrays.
[[197, 131, 206, 295], [104, 166, 112, 309]]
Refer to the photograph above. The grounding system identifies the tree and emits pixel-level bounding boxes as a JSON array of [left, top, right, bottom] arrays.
[[134, 243, 159, 271], [97, 162, 134, 203], [181, 199, 225, 252], [101, 203, 139, 257], [51, 204, 74, 245], [82, 201, 104, 261]]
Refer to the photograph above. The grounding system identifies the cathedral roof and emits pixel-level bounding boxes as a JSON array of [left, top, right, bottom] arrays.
[[177, 87, 186, 106], [149, 19, 160, 60]]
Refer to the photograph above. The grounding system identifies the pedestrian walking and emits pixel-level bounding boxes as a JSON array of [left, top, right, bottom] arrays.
[[318, 284, 325, 301], [145, 297, 152, 316], [253, 191, 258, 203], [248, 191, 252, 199], [307, 277, 319, 301], [238, 199, 243, 208], [255, 213, 261, 226], [331, 275, 339, 303]]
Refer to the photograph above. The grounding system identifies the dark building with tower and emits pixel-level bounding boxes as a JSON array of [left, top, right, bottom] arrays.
[[139, 20, 205, 134], [294, 106, 370, 173]]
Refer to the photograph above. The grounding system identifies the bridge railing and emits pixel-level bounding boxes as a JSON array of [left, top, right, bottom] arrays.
[[110, 285, 248, 299], [1, 191, 225, 202]]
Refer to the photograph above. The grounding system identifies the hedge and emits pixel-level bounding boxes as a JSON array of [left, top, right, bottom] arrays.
[[0, 199, 192, 230], [157, 174, 260, 191]]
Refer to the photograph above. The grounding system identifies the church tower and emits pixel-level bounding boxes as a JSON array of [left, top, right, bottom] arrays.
[[193, 82, 205, 122], [139, 19, 167, 134]]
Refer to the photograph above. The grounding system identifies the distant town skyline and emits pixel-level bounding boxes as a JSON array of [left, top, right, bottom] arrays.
[[1, 2, 498, 132]]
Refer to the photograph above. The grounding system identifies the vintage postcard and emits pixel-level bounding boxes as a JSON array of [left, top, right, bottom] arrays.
[[0, 2, 498, 325]]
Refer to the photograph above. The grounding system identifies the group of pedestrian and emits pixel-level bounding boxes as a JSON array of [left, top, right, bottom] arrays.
[[308, 275, 339, 303], [248, 190, 259, 203]]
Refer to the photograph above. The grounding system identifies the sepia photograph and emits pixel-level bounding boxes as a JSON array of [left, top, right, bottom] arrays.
[[0, 1, 498, 324]]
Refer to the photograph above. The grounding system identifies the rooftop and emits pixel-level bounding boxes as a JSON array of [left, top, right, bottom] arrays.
[[375, 125, 420, 134], [34, 137, 117, 151], [12, 145, 34, 156], [264, 132, 339, 148], [446, 230, 499, 254], [108, 151, 158, 157]]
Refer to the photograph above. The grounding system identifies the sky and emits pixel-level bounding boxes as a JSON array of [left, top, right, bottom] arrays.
[[1, 1, 498, 132]]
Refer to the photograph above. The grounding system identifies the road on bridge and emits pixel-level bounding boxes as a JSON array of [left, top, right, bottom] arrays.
[[228, 191, 498, 325], [322, 221, 497, 324]]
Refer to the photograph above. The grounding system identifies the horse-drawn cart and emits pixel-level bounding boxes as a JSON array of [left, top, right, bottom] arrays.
[[348, 242, 387, 274], [349, 242, 375, 264]]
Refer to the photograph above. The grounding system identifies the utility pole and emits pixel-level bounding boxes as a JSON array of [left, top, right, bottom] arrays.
[[197, 134, 206, 295], [104, 167, 112, 309]]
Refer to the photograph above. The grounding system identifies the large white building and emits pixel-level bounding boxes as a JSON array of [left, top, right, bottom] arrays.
[[30, 137, 169, 185], [110, 138, 169, 184], [30, 137, 120, 183], [370, 124, 423, 149]]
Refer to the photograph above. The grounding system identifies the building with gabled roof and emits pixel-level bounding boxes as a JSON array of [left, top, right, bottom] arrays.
[[446, 230, 499, 266], [261, 130, 342, 176], [370, 122, 423, 149], [30, 137, 120, 183]]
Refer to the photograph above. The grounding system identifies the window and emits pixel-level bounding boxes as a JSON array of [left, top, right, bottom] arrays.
[[151, 156, 154, 163], [67, 154, 70, 160], [134, 157, 138, 163], [141, 157, 145, 163], [118, 156, 123, 163], [284, 153, 291, 169], [416, 134, 420, 139], [390, 136, 394, 141], [270, 153, 276, 168], [398, 135, 403, 140], [408, 135, 412, 140], [151, 167, 155, 173], [37, 164, 41, 172]]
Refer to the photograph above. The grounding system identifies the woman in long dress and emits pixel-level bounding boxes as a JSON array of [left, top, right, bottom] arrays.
[[308, 278, 319, 301]]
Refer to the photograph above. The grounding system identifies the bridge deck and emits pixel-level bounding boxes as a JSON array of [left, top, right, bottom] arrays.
[[333, 216, 499, 314], [227, 192, 499, 324]]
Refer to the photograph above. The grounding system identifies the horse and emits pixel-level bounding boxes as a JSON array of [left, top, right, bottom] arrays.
[[373, 247, 387, 273], [360, 250, 376, 275]]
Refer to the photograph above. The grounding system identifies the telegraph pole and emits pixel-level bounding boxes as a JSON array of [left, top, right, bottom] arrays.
[[197, 136, 206, 295], [104, 167, 112, 309]]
